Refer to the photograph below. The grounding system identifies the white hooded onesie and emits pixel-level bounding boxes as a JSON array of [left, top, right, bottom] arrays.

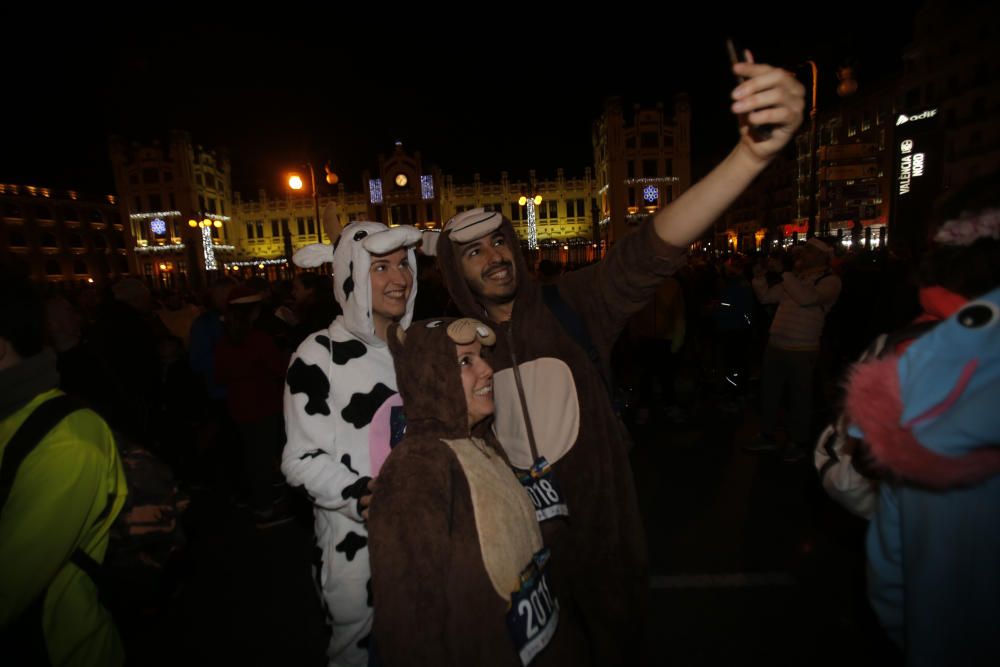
[[282, 221, 420, 667]]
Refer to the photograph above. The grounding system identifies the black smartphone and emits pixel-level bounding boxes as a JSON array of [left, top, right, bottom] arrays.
[[726, 38, 773, 141]]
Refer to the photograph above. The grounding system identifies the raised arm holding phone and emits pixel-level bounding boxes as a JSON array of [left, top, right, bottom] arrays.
[[387, 46, 806, 666]]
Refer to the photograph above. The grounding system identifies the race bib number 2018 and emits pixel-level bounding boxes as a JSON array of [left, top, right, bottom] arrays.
[[505, 548, 560, 666], [518, 457, 569, 523]]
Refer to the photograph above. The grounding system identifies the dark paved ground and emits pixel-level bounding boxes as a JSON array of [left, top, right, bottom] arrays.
[[122, 384, 899, 667]]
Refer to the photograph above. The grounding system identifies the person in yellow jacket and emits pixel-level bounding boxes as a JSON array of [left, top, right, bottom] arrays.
[[0, 261, 128, 667]]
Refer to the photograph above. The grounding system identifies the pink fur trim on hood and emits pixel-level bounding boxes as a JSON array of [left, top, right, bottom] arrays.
[[844, 355, 1000, 489]]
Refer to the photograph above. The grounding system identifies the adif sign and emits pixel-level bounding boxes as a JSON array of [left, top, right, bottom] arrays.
[[896, 108, 937, 126], [898, 139, 926, 196]]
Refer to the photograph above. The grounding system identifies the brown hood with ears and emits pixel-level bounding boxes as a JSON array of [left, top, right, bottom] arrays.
[[387, 317, 496, 440], [436, 216, 540, 324]]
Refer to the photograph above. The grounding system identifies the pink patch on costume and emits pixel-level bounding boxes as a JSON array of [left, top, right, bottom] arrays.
[[369, 392, 403, 476]]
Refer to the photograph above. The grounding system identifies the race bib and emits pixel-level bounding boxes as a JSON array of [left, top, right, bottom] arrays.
[[505, 548, 559, 666], [518, 457, 568, 523]]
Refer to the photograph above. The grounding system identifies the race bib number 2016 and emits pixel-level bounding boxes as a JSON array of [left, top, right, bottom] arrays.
[[505, 549, 560, 666], [518, 457, 569, 523]]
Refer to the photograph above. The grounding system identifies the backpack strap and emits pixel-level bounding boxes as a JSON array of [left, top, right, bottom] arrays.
[[0, 395, 84, 512]]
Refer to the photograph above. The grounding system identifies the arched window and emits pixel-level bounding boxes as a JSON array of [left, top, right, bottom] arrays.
[[46, 260, 62, 276], [73, 260, 88, 275], [70, 232, 85, 248], [41, 232, 58, 248], [93, 234, 107, 249]]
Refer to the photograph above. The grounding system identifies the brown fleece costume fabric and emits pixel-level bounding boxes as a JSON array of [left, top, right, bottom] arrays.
[[369, 318, 586, 666], [436, 218, 685, 665]]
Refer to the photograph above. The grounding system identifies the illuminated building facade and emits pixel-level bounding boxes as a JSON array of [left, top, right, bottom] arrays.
[[0, 183, 130, 285], [109, 131, 236, 288], [592, 96, 693, 248]]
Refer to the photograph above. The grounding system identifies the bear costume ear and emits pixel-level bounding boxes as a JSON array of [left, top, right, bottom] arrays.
[[446, 318, 495, 346]]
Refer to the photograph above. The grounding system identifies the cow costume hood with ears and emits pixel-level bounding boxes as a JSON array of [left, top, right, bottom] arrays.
[[294, 217, 422, 348]]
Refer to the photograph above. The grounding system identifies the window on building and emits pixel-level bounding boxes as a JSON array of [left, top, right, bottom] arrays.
[[861, 112, 872, 132], [254, 221, 263, 238], [204, 174, 216, 189], [46, 260, 62, 276], [41, 232, 58, 247], [640, 132, 658, 148], [308, 217, 316, 235], [73, 260, 87, 275], [297, 217, 305, 235], [643, 159, 658, 177], [148, 194, 162, 211], [168, 193, 175, 209], [134, 196, 142, 211], [142, 168, 158, 184], [198, 195, 205, 211], [4, 203, 22, 219], [70, 232, 84, 248], [510, 203, 522, 221], [207, 198, 217, 214], [271, 220, 280, 237], [93, 234, 107, 249], [211, 225, 219, 239], [8, 228, 26, 246], [220, 201, 225, 215], [628, 189, 636, 207], [62, 207, 79, 222], [664, 159, 673, 177], [246, 222, 254, 239], [128, 173, 139, 185], [196, 174, 204, 186], [35, 205, 52, 220], [577, 198, 586, 217], [164, 171, 173, 183], [89, 210, 104, 224], [905, 88, 920, 109], [663, 135, 674, 147], [627, 161, 635, 178]]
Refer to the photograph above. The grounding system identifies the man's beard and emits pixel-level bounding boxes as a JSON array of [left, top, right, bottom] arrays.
[[470, 261, 517, 304]]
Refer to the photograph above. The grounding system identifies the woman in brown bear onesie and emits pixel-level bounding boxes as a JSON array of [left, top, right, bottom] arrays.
[[368, 317, 585, 666]]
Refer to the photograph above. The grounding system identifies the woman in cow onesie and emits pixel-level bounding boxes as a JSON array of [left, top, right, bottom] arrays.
[[282, 218, 421, 667]]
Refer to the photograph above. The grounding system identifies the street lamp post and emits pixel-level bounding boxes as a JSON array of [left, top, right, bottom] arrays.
[[806, 60, 819, 240], [289, 161, 339, 247]]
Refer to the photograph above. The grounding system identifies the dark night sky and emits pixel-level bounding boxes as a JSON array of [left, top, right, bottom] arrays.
[[1, 4, 925, 200]]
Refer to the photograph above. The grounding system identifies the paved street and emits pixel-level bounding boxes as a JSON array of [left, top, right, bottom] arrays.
[[123, 389, 898, 667]]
